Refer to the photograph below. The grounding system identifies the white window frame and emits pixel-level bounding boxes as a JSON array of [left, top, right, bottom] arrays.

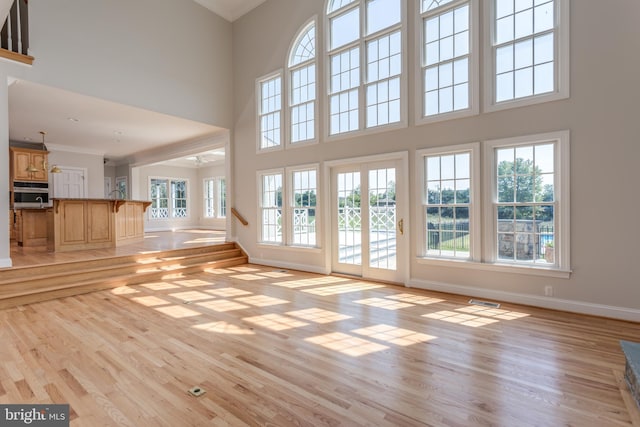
[[324, 0, 408, 142], [483, 130, 570, 274], [483, 0, 570, 112], [258, 169, 285, 244], [256, 70, 284, 153], [257, 165, 321, 249], [203, 177, 226, 219], [149, 177, 190, 220], [416, 0, 479, 125], [287, 165, 320, 248], [416, 142, 481, 262], [286, 18, 319, 149]]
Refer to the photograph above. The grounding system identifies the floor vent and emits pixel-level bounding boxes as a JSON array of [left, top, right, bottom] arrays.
[[469, 299, 501, 309], [273, 269, 288, 273]]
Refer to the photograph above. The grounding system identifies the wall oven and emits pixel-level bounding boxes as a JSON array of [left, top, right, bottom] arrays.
[[13, 181, 50, 208]]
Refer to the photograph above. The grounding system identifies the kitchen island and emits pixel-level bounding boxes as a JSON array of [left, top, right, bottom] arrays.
[[47, 198, 151, 252]]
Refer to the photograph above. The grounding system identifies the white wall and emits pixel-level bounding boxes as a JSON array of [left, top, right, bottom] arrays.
[[231, 1, 640, 320], [24, 0, 233, 128]]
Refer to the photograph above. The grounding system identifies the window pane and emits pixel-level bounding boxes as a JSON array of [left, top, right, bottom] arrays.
[[328, 0, 357, 13], [367, 0, 400, 35], [331, 8, 360, 50], [290, 24, 316, 66]]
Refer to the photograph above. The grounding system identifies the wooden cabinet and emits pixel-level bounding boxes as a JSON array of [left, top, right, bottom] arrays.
[[10, 147, 49, 182], [14, 209, 48, 247], [52, 200, 114, 252]]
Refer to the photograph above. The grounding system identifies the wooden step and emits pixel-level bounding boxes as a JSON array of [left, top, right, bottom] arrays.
[[621, 341, 640, 410], [0, 243, 247, 309]]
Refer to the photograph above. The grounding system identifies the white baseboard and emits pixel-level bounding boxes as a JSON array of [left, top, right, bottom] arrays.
[[249, 257, 331, 275], [409, 278, 640, 322], [0, 257, 12, 268]]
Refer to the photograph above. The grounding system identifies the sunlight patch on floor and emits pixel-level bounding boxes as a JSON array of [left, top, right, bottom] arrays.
[[140, 282, 181, 290], [455, 305, 530, 320], [305, 332, 389, 356], [386, 293, 445, 305], [352, 324, 437, 346], [302, 282, 385, 296], [174, 279, 211, 288], [154, 305, 201, 318], [110, 287, 139, 295], [196, 299, 249, 312], [230, 274, 264, 281], [205, 287, 253, 298], [235, 295, 290, 307], [286, 308, 352, 324], [243, 313, 309, 331], [354, 297, 414, 310], [192, 321, 255, 335], [423, 310, 500, 327], [168, 291, 214, 302], [131, 296, 171, 307]]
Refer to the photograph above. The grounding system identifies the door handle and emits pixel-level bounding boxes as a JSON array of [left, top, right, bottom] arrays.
[[398, 218, 404, 235]]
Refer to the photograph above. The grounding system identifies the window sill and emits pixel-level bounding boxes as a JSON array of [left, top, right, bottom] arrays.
[[416, 257, 571, 279]]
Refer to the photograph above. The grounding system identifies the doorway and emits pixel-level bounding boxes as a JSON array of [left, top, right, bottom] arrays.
[[52, 167, 87, 199], [329, 154, 408, 283]]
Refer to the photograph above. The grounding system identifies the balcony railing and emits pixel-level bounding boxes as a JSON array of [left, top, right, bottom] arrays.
[[1, 0, 33, 65]]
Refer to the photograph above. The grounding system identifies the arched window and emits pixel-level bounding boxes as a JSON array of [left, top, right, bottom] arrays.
[[288, 22, 317, 145], [326, 0, 404, 137]]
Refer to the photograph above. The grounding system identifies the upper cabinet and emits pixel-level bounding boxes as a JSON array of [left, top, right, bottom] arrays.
[[10, 147, 49, 182]]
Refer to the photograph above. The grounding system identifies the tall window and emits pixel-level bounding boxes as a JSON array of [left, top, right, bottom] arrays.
[[260, 172, 283, 243], [420, 0, 476, 120], [291, 168, 317, 246], [488, 0, 569, 108], [259, 166, 319, 247], [419, 143, 480, 260], [257, 73, 282, 151], [289, 22, 317, 145], [327, 0, 404, 136], [150, 178, 188, 219], [484, 131, 569, 270], [204, 177, 226, 219]]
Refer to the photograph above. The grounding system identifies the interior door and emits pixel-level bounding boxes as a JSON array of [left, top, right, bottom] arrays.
[[52, 168, 86, 199], [332, 159, 405, 283]]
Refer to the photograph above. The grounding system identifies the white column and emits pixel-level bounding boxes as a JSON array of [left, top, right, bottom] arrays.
[[0, 73, 12, 267]]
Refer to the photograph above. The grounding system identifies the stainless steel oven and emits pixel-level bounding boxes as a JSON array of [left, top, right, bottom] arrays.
[[13, 181, 50, 208]]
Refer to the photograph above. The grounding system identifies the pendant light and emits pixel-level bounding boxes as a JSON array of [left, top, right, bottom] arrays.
[[25, 132, 42, 172]]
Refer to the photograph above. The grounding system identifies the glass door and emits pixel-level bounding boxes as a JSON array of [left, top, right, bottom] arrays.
[[332, 159, 405, 283]]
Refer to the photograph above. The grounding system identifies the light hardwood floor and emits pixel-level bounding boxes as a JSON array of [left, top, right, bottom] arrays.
[[1, 263, 639, 426]]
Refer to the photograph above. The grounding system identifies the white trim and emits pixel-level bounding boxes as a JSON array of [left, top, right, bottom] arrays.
[[46, 143, 105, 156], [147, 176, 191, 221], [483, 0, 570, 113], [257, 168, 285, 244], [415, 0, 480, 126], [416, 142, 481, 262], [249, 256, 331, 275], [286, 17, 320, 149], [323, 0, 408, 141], [408, 277, 640, 323], [0, 257, 12, 268], [256, 70, 284, 154], [416, 257, 571, 279], [483, 130, 571, 273], [324, 150, 410, 284]]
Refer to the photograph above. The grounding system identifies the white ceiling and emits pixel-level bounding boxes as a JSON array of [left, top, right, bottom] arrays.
[[192, 0, 267, 22], [8, 79, 225, 166]]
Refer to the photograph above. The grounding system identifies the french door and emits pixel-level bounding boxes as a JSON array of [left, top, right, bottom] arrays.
[[331, 158, 407, 283]]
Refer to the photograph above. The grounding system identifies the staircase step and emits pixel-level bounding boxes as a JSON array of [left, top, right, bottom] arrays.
[[621, 340, 640, 410], [0, 243, 247, 309]]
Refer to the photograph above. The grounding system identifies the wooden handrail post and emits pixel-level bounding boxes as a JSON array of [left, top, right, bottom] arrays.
[[230, 208, 248, 226]]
